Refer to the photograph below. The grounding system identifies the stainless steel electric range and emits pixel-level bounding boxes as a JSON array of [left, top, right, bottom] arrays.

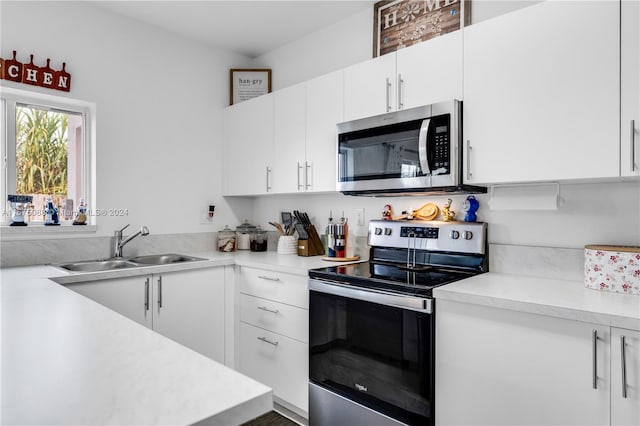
[[308, 219, 488, 426]]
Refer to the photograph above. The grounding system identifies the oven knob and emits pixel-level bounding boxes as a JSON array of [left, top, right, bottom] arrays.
[[463, 230, 474, 240], [449, 230, 460, 240], [375, 227, 383, 235], [384, 228, 392, 236]]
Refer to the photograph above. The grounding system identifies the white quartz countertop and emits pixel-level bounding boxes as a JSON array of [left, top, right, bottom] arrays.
[[1, 251, 357, 425], [1, 264, 273, 426], [433, 272, 640, 330]]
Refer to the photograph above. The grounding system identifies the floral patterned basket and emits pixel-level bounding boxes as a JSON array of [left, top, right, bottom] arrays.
[[584, 245, 640, 295]]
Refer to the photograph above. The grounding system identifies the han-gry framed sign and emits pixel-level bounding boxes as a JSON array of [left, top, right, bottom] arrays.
[[229, 68, 272, 105], [373, 0, 466, 57]]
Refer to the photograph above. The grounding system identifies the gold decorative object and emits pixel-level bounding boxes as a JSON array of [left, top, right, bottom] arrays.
[[442, 198, 456, 221]]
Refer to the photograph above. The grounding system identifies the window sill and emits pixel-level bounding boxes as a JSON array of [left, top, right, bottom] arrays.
[[1, 224, 97, 239]]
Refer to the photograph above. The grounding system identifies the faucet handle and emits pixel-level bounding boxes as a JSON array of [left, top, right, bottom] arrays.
[[116, 224, 130, 234]]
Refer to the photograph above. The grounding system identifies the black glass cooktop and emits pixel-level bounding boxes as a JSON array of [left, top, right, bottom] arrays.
[[309, 261, 478, 297]]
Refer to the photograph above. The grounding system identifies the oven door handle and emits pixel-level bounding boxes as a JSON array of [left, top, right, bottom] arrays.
[[309, 279, 433, 314], [418, 118, 431, 176]]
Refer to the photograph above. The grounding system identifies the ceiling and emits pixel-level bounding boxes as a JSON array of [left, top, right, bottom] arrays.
[[92, 1, 375, 58]]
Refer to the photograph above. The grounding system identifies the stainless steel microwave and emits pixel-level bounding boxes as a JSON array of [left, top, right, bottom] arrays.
[[337, 100, 485, 196]]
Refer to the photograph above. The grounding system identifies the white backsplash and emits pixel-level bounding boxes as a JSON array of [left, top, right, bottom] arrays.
[[488, 244, 584, 281]]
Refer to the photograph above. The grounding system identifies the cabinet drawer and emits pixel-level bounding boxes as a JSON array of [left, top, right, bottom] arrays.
[[237, 322, 308, 413], [239, 267, 308, 308], [240, 294, 308, 343]]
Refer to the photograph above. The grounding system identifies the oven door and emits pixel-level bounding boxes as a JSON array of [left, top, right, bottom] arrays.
[[308, 279, 434, 426]]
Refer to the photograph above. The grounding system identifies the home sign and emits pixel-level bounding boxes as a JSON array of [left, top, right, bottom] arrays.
[[373, 0, 464, 57], [0, 51, 71, 92]]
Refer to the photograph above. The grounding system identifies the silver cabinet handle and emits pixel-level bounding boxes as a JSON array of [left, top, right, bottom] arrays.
[[592, 329, 599, 389], [305, 161, 312, 190], [258, 275, 280, 282], [466, 141, 473, 180], [397, 73, 404, 110], [266, 166, 272, 192], [621, 335, 628, 398], [257, 306, 280, 314], [157, 276, 163, 309], [257, 336, 279, 346], [144, 277, 150, 311], [385, 77, 392, 112], [297, 162, 304, 190], [631, 120, 636, 172]]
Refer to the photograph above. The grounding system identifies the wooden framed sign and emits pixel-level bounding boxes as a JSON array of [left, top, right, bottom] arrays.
[[373, 0, 465, 57], [229, 68, 272, 105]]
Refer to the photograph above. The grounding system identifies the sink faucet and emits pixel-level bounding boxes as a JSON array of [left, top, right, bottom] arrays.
[[113, 224, 150, 258]]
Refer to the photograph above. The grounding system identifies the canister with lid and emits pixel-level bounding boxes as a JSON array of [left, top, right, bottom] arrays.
[[250, 226, 268, 252], [217, 225, 236, 252], [235, 220, 258, 250]]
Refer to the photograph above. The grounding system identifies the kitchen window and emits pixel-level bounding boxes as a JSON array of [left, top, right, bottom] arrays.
[[1, 88, 95, 229]]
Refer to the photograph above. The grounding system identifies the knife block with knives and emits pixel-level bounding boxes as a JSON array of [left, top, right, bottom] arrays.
[[292, 210, 324, 256]]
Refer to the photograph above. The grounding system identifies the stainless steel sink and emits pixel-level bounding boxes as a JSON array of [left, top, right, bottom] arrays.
[[57, 253, 207, 272], [58, 259, 140, 272], [127, 253, 206, 265]]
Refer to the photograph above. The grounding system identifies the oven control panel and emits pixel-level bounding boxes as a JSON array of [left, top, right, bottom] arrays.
[[369, 220, 486, 254]]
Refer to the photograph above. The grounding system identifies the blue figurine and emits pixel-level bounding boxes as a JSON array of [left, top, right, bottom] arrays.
[[44, 197, 60, 226], [463, 195, 479, 222]]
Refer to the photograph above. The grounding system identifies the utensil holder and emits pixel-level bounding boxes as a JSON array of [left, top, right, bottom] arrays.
[[277, 235, 298, 255]]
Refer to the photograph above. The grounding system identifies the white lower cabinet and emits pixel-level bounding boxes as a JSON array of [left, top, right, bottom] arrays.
[[436, 300, 612, 426], [236, 266, 309, 417], [66, 267, 226, 364]]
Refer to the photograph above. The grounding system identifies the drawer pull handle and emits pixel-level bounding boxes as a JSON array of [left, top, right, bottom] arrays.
[[258, 306, 280, 314], [257, 336, 279, 346], [258, 275, 281, 282]]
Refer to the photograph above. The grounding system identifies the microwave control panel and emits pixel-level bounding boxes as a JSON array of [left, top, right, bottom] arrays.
[[431, 114, 450, 174]]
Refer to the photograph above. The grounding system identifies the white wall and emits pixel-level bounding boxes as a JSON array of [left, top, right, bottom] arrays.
[[1, 1, 253, 237], [251, 7, 373, 90]]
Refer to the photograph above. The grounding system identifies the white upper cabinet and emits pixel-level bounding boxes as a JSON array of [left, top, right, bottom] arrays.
[[621, 0, 639, 177], [463, 1, 620, 184], [395, 31, 463, 110], [344, 31, 463, 122], [272, 72, 343, 194], [305, 70, 344, 192], [344, 52, 397, 121], [223, 93, 274, 196], [273, 82, 306, 193]]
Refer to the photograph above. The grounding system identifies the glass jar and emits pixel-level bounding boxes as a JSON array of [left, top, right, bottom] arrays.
[[217, 225, 236, 252], [250, 227, 268, 252], [235, 220, 257, 250]]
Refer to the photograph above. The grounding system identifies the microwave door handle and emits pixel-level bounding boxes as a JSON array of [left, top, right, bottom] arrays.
[[418, 118, 431, 176]]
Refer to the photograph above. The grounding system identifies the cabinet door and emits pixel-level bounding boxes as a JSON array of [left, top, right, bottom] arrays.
[[273, 83, 306, 193], [66, 276, 152, 328], [611, 328, 640, 426], [305, 70, 343, 192], [463, 1, 620, 184], [223, 94, 274, 195], [152, 268, 225, 363], [621, 0, 639, 177], [436, 300, 610, 426], [343, 53, 396, 121], [396, 30, 462, 110]]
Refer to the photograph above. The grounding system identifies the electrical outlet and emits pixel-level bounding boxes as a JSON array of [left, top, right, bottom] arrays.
[[200, 210, 214, 225], [355, 208, 365, 226]]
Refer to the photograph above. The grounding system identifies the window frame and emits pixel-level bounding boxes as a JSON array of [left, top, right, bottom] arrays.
[[1, 87, 96, 233]]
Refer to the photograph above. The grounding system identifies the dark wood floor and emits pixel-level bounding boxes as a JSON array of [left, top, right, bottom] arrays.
[[241, 411, 299, 426]]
